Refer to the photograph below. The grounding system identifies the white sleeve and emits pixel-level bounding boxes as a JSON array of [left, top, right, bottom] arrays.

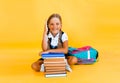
[[61, 32, 68, 42]]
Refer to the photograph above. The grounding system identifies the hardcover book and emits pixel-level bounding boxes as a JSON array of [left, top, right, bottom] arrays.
[[44, 63, 66, 67], [44, 58, 65, 64], [45, 73, 67, 78], [42, 52, 65, 59]]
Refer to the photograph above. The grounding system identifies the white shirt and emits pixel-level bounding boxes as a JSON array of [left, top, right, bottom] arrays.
[[47, 32, 68, 47]]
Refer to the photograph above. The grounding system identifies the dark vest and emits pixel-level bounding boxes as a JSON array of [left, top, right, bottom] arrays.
[[47, 31, 64, 50]]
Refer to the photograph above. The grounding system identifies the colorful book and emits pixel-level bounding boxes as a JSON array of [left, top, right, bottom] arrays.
[[42, 57, 65, 59], [44, 63, 66, 67], [45, 71, 66, 74], [42, 52, 65, 59], [45, 69, 65, 72], [42, 52, 67, 78], [44, 58, 65, 64], [45, 73, 67, 78], [45, 66, 66, 70]]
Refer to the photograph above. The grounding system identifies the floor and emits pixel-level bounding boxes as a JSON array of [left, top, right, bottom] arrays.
[[0, 47, 119, 83]]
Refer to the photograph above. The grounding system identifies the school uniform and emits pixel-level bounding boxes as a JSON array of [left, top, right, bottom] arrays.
[[39, 31, 68, 60], [47, 31, 68, 49]]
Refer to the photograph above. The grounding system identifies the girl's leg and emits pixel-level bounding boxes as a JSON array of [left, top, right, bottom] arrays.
[[31, 60, 43, 72], [67, 56, 78, 65]]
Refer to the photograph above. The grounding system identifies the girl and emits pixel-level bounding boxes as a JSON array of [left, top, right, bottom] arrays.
[[31, 13, 78, 72]]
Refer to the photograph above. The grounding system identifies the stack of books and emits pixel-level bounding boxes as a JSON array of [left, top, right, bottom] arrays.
[[42, 52, 67, 78]]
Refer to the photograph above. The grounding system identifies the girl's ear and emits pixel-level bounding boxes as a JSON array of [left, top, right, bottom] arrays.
[[60, 23, 62, 27]]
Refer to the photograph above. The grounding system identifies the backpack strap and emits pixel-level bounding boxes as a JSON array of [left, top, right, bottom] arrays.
[[87, 50, 90, 59]]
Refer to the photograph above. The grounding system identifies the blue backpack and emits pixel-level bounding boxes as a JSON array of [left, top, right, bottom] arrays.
[[68, 46, 98, 64]]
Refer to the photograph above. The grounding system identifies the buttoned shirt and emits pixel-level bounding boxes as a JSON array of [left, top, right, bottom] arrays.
[[47, 32, 68, 47]]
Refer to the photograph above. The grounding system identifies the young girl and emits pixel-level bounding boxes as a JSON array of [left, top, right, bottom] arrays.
[[31, 13, 78, 72]]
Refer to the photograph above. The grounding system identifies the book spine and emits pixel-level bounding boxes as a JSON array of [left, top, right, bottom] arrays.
[[44, 58, 65, 63], [42, 57, 65, 59], [45, 69, 65, 72], [44, 63, 66, 67], [45, 66, 66, 70], [45, 71, 66, 74], [45, 73, 67, 78], [42, 53, 65, 57]]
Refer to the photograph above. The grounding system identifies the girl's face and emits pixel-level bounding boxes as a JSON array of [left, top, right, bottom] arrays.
[[48, 17, 62, 36]]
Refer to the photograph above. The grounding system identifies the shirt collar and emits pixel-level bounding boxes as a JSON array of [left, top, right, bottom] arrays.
[[48, 32, 60, 38]]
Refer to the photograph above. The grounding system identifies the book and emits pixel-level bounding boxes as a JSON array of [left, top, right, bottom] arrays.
[[42, 53, 67, 78], [42, 52, 65, 56], [44, 63, 66, 67], [45, 73, 67, 78], [45, 71, 66, 74], [44, 58, 65, 64], [45, 69, 65, 72], [45, 66, 66, 70], [42, 57, 65, 59], [42, 52, 65, 59]]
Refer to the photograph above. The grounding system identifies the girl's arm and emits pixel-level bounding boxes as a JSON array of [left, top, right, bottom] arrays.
[[41, 22, 48, 51], [42, 40, 68, 54]]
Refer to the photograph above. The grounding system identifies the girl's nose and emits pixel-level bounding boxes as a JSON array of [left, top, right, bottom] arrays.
[[53, 24, 57, 28]]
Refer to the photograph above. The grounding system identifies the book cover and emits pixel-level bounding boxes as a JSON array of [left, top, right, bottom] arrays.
[[44, 63, 66, 67], [44, 58, 65, 64], [42, 56, 65, 59], [45, 73, 67, 78], [42, 52, 65, 57], [45, 66, 66, 70], [45, 69, 65, 72], [45, 71, 66, 74]]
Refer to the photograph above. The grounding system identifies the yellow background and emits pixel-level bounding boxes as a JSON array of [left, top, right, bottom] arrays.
[[0, 0, 120, 83], [0, 0, 119, 50]]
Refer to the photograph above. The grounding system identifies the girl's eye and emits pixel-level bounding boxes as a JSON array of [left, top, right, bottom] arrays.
[[56, 23, 59, 25], [50, 23, 59, 26], [50, 23, 54, 26]]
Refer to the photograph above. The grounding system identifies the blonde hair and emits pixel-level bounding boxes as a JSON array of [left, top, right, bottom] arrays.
[[47, 13, 62, 34]]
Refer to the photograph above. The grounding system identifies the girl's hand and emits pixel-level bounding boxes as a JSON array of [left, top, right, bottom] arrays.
[[44, 21, 48, 34], [39, 51, 43, 56], [39, 50, 49, 55]]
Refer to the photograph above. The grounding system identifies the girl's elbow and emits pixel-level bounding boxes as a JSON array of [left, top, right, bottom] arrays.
[[42, 47, 48, 51], [64, 49, 68, 54]]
